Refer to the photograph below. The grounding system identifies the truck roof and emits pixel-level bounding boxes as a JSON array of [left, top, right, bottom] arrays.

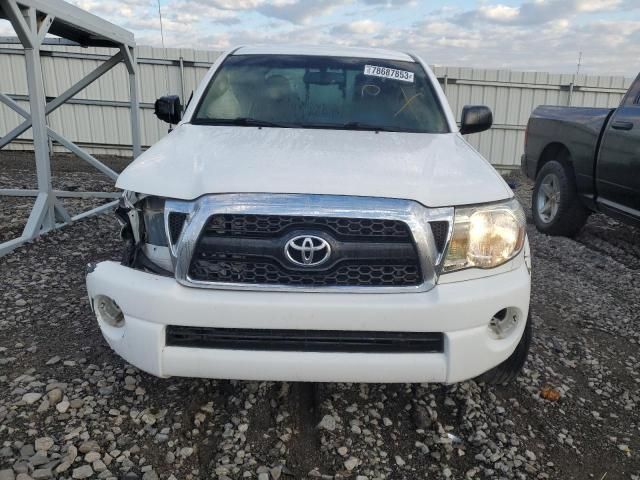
[[232, 44, 415, 62]]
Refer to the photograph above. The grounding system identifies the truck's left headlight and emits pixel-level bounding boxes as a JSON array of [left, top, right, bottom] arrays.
[[443, 198, 525, 272]]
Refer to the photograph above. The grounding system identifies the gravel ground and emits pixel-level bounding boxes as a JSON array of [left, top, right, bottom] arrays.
[[1, 152, 639, 480]]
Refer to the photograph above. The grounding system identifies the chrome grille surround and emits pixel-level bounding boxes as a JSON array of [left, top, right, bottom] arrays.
[[165, 194, 453, 293]]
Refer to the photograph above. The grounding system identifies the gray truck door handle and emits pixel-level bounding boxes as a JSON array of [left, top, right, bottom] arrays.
[[611, 121, 634, 130]]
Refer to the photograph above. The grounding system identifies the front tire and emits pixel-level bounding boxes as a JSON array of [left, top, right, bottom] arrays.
[[532, 160, 589, 237], [476, 313, 532, 385]]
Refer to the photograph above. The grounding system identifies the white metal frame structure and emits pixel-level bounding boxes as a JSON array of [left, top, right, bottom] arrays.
[[0, 0, 139, 255]]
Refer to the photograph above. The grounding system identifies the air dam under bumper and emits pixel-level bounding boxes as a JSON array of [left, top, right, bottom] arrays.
[[86, 260, 530, 383]]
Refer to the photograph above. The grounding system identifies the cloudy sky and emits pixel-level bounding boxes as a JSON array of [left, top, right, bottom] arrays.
[[3, 0, 640, 76]]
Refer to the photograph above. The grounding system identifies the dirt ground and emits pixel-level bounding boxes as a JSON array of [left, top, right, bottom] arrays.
[[0, 151, 638, 480]]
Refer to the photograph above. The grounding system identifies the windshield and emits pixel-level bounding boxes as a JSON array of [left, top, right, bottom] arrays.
[[192, 54, 449, 133]]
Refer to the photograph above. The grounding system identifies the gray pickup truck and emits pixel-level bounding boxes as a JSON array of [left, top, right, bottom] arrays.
[[522, 74, 640, 236]]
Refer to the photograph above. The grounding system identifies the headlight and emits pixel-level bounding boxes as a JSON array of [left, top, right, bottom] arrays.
[[443, 198, 525, 273], [141, 197, 174, 272], [142, 197, 168, 247]]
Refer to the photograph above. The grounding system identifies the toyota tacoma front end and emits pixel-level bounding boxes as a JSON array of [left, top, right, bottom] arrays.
[[86, 45, 531, 383]]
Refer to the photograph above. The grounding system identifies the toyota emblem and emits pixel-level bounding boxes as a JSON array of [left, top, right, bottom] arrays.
[[285, 235, 331, 267]]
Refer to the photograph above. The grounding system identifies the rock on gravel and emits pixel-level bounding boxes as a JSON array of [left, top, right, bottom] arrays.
[[45, 355, 60, 365], [31, 468, 52, 479], [78, 441, 100, 454], [46, 388, 62, 405], [84, 451, 100, 463], [34, 437, 53, 452], [0, 470, 15, 480], [317, 414, 337, 431], [21, 393, 42, 404], [72, 465, 94, 479], [344, 457, 359, 471], [142, 470, 159, 480], [56, 400, 70, 413]]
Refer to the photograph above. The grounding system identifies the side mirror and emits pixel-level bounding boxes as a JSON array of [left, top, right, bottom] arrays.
[[154, 95, 182, 124], [460, 105, 492, 135]]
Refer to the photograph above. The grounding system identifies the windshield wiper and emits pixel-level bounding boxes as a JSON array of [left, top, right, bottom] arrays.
[[197, 118, 404, 132], [339, 122, 400, 132], [195, 117, 292, 128], [298, 121, 400, 132]]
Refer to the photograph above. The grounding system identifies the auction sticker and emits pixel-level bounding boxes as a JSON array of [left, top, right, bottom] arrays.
[[364, 65, 414, 83]]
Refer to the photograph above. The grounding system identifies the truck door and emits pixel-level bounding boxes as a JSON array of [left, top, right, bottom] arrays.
[[596, 73, 640, 218]]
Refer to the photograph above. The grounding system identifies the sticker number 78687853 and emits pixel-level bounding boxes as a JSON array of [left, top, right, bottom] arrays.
[[363, 65, 415, 83]]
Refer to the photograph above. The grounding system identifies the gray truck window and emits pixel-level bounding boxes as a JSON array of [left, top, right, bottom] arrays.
[[192, 54, 449, 133]]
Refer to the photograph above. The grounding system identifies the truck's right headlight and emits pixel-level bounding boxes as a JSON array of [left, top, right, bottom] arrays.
[[443, 198, 525, 273], [140, 196, 174, 273]]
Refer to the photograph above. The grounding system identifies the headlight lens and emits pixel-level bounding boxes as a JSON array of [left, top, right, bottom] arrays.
[[141, 197, 174, 272], [142, 197, 168, 247], [443, 198, 525, 272]]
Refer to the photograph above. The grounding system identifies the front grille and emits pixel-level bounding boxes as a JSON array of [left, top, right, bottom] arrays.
[[188, 214, 423, 287], [190, 256, 421, 286], [429, 221, 449, 252], [205, 214, 412, 240], [166, 326, 445, 353], [168, 212, 187, 244]]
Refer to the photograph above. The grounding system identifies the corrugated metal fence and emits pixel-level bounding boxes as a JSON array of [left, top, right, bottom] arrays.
[[433, 66, 632, 168], [0, 44, 634, 170]]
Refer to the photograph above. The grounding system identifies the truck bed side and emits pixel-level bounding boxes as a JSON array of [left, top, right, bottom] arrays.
[[523, 106, 615, 204]]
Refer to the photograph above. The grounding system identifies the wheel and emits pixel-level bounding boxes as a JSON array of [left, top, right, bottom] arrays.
[[532, 160, 590, 237], [476, 313, 532, 385]]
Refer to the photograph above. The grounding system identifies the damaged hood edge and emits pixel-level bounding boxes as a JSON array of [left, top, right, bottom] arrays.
[[116, 124, 512, 208]]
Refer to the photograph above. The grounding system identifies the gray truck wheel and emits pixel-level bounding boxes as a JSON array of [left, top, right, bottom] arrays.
[[532, 160, 589, 237], [476, 313, 532, 385]]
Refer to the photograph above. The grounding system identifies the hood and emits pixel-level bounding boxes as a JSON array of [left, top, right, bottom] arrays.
[[116, 124, 511, 207]]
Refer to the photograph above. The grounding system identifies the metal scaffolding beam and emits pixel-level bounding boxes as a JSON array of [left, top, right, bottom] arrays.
[[0, 0, 139, 256]]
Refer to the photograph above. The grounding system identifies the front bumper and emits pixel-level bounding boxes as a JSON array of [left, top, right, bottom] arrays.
[[86, 255, 531, 383]]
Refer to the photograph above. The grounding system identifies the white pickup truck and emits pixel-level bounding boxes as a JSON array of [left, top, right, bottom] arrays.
[[86, 45, 531, 384]]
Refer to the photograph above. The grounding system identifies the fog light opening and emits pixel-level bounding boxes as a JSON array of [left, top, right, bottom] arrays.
[[94, 295, 125, 328], [488, 307, 519, 339]]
